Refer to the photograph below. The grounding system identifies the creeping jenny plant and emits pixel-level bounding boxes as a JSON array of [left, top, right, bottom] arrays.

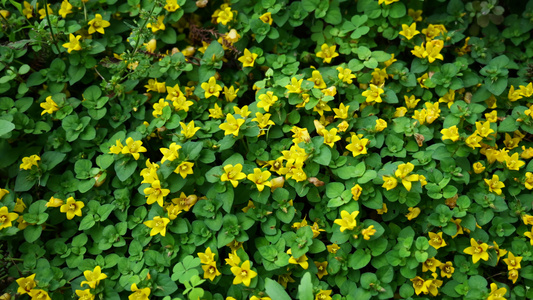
[[1, 0, 533, 299]]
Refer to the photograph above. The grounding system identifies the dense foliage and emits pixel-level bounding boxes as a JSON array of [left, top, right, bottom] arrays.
[[1, 0, 533, 299]]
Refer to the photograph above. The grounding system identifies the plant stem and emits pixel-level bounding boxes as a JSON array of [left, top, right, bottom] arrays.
[[43, 0, 60, 55], [133, 3, 157, 55]]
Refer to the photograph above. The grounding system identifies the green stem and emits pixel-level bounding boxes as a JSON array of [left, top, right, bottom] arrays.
[[133, 3, 157, 55], [43, 0, 60, 55]]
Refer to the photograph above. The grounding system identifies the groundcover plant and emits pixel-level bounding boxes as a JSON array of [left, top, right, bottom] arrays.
[[1, 0, 533, 299]]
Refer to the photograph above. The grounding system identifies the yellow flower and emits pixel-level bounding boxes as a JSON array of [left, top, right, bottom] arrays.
[[257, 91, 278, 112], [327, 244, 340, 254], [14, 198, 26, 213], [428, 232, 447, 249], [259, 12, 273, 25], [382, 176, 398, 191], [314, 261, 328, 279], [180, 121, 201, 139], [519, 82, 533, 97], [62, 34, 82, 53], [408, 9, 423, 22], [286, 77, 303, 94], [524, 226, 533, 245], [505, 152, 525, 170], [224, 86, 239, 102], [45, 196, 64, 208], [291, 126, 311, 144], [144, 216, 170, 236], [351, 184, 362, 201], [221, 164, 247, 188], [164, 0, 180, 12], [172, 193, 198, 211], [144, 180, 170, 207], [508, 269, 519, 284], [0, 189, 9, 201], [28, 290, 51, 300], [484, 174, 505, 195], [377, 203, 388, 214], [88, 14, 110, 34], [38, 4, 53, 20], [315, 290, 332, 300], [422, 257, 442, 273], [174, 161, 194, 178], [16, 273, 36, 295], [247, 168, 272, 192], [287, 248, 309, 269], [321, 128, 341, 148], [336, 67, 356, 84], [426, 40, 444, 63], [202, 261, 221, 281], [422, 24, 445, 40], [23, 1, 33, 19], [333, 103, 350, 119], [441, 125, 460, 142], [172, 96, 194, 112], [59, 0, 73, 18], [160, 142, 181, 163], [473, 162, 485, 174], [439, 261, 454, 278], [238, 48, 258, 67], [475, 121, 494, 137], [406, 207, 421, 220], [316, 43, 339, 63], [201, 76, 222, 99], [438, 90, 455, 108], [252, 112, 275, 129], [411, 43, 427, 59], [129, 283, 150, 300], [152, 98, 169, 118], [503, 252, 522, 270], [209, 103, 224, 119], [217, 7, 234, 25], [233, 106, 250, 118], [487, 283, 507, 300], [361, 225, 376, 240], [307, 70, 327, 89], [503, 133, 521, 149], [378, 0, 399, 5], [146, 15, 165, 33], [231, 260, 257, 287], [425, 273, 443, 296], [337, 120, 349, 132], [395, 162, 419, 191], [463, 238, 489, 263], [81, 266, 107, 289], [219, 114, 245, 137], [198, 247, 216, 264], [411, 276, 428, 295], [362, 84, 384, 103], [334, 210, 359, 232], [375, 119, 387, 132], [346, 135, 368, 157], [399, 23, 420, 40], [20, 154, 40, 170], [59, 197, 84, 220], [76, 289, 94, 300], [121, 137, 147, 160], [465, 133, 482, 149]]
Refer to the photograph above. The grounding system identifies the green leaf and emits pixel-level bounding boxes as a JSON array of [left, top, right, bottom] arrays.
[[349, 249, 371, 269], [265, 278, 291, 300], [297, 272, 314, 300], [301, 0, 319, 12], [115, 159, 137, 181], [389, 2, 406, 18], [23, 225, 42, 243], [326, 182, 344, 198], [0, 119, 15, 137]]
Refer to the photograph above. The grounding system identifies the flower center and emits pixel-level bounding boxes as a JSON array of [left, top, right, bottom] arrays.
[[69, 204, 76, 211], [241, 270, 248, 277], [0, 216, 6, 224]]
